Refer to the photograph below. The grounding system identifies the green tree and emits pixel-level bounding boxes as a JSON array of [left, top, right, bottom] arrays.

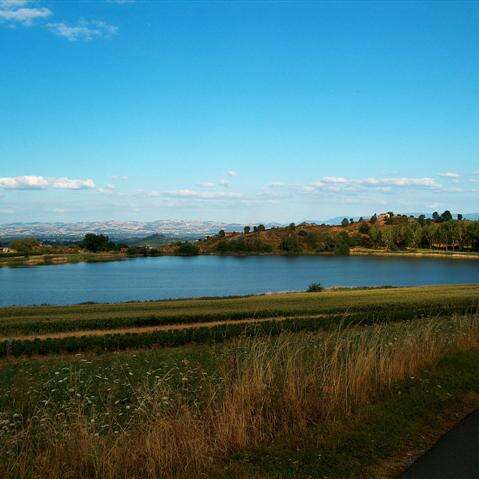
[[218, 230, 226, 237], [358, 222, 370, 234], [341, 218, 349, 227], [441, 210, 453, 222], [82, 234, 115, 252], [243, 226, 251, 234], [334, 238, 350, 255], [281, 235, 302, 254], [368, 226, 382, 247], [305, 232, 318, 249], [175, 242, 199, 256], [10, 237, 39, 256], [422, 223, 436, 248], [381, 227, 397, 251]]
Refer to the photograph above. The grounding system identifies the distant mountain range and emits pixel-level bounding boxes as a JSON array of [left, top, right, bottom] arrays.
[[1, 214, 477, 242], [0, 220, 283, 242]]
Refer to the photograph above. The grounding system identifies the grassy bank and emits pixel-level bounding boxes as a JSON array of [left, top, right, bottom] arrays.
[[0, 251, 128, 268], [349, 247, 479, 260], [1, 314, 479, 478]]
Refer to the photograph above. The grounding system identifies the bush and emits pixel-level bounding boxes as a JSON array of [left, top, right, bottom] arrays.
[[175, 242, 200, 256], [358, 222, 370, 234], [307, 282, 324, 292], [281, 236, 302, 254], [334, 240, 350, 256]]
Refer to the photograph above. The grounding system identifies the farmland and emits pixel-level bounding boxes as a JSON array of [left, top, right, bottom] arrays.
[[1, 285, 479, 478]]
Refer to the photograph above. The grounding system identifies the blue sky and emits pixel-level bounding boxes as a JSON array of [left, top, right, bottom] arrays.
[[1, 0, 478, 223]]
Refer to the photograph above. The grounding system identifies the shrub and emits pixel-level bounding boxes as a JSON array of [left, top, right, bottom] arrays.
[[307, 282, 324, 292], [334, 240, 350, 256], [281, 236, 302, 254], [175, 242, 200, 256]]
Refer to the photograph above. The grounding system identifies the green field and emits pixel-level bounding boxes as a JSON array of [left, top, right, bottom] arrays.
[[1, 285, 479, 478], [0, 285, 478, 355]]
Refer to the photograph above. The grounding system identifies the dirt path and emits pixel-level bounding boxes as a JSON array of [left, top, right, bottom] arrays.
[[0, 314, 328, 342], [399, 410, 479, 478]]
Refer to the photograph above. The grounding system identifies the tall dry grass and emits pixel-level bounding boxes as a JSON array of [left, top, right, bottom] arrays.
[[2, 314, 479, 479]]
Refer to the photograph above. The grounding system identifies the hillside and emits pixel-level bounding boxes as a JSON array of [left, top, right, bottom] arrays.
[[173, 212, 479, 256]]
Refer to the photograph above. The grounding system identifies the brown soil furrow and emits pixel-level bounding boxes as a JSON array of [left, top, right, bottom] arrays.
[[0, 314, 328, 342]]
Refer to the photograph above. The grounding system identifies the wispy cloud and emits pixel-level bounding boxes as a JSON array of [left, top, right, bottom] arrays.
[[438, 172, 460, 179], [0, 208, 15, 214], [305, 176, 441, 192], [165, 189, 242, 200], [227, 170, 237, 177], [111, 175, 128, 181], [0, 176, 95, 190], [0, 0, 51, 25], [149, 189, 243, 200], [197, 179, 231, 188], [197, 182, 217, 189], [47, 20, 118, 41]]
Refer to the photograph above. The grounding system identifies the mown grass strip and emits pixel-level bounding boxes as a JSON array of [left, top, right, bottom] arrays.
[[0, 309, 474, 358], [2, 285, 478, 320], [0, 299, 476, 337]]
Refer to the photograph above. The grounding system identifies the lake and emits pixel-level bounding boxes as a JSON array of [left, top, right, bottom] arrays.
[[0, 255, 478, 307]]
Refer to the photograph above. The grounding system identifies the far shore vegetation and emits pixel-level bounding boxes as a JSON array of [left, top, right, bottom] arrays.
[[1, 210, 479, 267]]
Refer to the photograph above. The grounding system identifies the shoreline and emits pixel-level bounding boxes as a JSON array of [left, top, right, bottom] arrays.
[[1, 247, 479, 268]]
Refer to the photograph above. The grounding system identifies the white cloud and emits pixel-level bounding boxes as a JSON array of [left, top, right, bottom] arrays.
[[227, 170, 237, 177], [1, 1, 30, 6], [146, 189, 243, 200], [165, 189, 242, 200], [308, 176, 440, 191], [196, 179, 231, 188], [0, 0, 51, 25], [197, 182, 217, 189], [47, 20, 118, 41], [111, 175, 128, 181], [438, 172, 460, 179], [0, 176, 95, 190]]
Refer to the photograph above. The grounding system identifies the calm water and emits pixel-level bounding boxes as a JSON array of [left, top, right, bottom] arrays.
[[0, 255, 478, 307]]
